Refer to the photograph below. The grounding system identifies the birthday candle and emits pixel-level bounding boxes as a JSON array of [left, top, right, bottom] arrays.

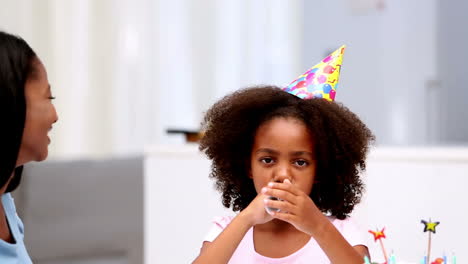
[[443, 255, 447, 264], [452, 254, 456, 264], [420, 256, 425, 264], [420, 257, 425, 264], [363, 255, 371, 264]]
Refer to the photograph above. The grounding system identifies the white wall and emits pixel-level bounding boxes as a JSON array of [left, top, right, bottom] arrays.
[[3, 0, 467, 157], [438, 0, 468, 144], [145, 146, 468, 263], [0, 0, 304, 159], [303, 0, 438, 146]]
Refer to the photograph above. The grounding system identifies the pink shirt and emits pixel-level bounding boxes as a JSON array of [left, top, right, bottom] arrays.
[[203, 215, 367, 264]]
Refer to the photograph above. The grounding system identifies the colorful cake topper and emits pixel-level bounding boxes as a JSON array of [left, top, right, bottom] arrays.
[[421, 219, 440, 233], [369, 227, 386, 241], [283, 45, 345, 101], [369, 228, 388, 263], [421, 219, 440, 264], [365, 222, 454, 264]]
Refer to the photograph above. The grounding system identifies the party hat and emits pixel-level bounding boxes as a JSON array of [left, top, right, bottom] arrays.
[[283, 45, 345, 101]]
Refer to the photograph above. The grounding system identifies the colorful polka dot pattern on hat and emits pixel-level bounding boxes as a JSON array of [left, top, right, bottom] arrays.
[[283, 45, 345, 101]]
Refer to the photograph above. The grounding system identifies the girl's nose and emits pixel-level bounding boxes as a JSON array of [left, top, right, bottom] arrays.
[[273, 164, 292, 183]]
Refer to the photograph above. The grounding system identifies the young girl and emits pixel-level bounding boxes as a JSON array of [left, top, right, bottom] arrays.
[[193, 48, 374, 264], [0, 31, 58, 263]]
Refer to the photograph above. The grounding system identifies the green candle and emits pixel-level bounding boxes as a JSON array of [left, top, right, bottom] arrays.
[[363, 255, 371, 264]]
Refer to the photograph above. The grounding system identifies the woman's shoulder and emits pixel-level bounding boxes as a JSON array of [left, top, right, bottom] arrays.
[[1, 193, 24, 235], [1, 193, 16, 212]]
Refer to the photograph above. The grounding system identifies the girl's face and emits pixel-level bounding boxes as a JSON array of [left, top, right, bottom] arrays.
[[17, 58, 58, 166], [250, 116, 316, 195]]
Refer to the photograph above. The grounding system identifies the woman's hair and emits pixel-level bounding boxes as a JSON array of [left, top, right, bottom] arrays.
[[0, 31, 37, 192], [199, 85, 375, 219]]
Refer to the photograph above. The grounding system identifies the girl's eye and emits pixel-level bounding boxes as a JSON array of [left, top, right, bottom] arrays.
[[260, 157, 274, 164], [48, 96, 56, 100], [294, 159, 309, 167]]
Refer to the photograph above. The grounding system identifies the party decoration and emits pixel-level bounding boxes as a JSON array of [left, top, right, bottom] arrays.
[[431, 258, 444, 264], [421, 220, 440, 233], [283, 45, 345, 101], [363, 255, 371, 264], [369, 228, 389, 263], [369, 227, 386, 241], [364, 223, 454, 264], [389, 252, 396, 264], [421, 219, 440, 264]]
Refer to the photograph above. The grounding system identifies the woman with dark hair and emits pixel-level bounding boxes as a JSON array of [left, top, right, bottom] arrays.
[[0, 31, 58, 263]]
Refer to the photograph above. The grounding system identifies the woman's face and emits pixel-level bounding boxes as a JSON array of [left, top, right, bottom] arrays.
[[16, 58, 58, 166], [250, 116, 316, 195]]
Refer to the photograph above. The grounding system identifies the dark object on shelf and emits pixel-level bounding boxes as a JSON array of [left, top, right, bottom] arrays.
[[167, 129, 204, 143]]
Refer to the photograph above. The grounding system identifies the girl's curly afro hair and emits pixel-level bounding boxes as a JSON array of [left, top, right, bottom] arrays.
[[199, 85, 375, 219]]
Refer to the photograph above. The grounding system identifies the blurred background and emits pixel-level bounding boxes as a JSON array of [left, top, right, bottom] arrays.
[[1, 0, 467, 263]]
